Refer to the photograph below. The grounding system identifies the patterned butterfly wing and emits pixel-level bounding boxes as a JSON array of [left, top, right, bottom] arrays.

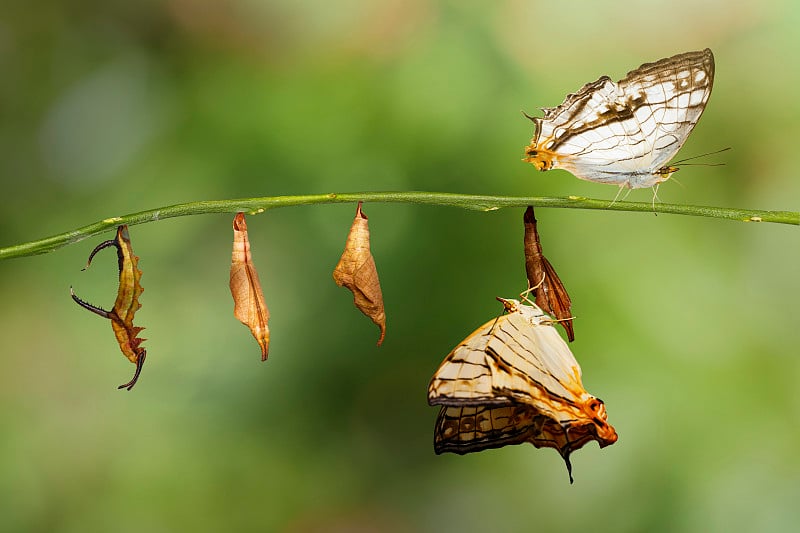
[[428, 298, 618, 481], [427, 302, 581, 408], [433, 402, 615, 483], [433, 404, 545, 454], [483, 300, 583, 406], [531, 408, 616, 482], [433, 403, 612, 455], [483, 300, 617, 446], [524, 49, 714, 189], [428, 315, 507, 406]]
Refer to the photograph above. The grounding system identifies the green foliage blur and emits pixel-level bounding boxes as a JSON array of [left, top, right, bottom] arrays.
[[1, 1, 798, 531]]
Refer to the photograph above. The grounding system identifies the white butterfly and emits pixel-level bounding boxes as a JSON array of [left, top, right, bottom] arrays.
[[524, 49, 715, 190]]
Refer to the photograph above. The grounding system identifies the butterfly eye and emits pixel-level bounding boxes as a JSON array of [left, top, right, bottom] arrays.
[[589, 399, 605, 412]]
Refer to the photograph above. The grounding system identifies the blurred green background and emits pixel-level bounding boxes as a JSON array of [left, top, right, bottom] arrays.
[[1, 0, 798, 531]]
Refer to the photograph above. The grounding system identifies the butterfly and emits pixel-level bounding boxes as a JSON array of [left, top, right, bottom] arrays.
[[428, 297, 617, 482], [524, 49, 715, 190]]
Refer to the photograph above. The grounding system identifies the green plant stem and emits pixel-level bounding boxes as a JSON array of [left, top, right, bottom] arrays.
[[1, 191, 796, 260]]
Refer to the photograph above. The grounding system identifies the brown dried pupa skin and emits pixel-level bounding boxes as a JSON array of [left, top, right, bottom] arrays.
[[230, 213, 270, 360], [333, 202, 386, 346], [523, 206, 574, 341]]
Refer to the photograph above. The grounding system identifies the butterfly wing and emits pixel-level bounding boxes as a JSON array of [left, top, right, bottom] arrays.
[[434, 401, 616, 483], [428, 316, 507, 406], [428, 299, 618, 480], [484, 303, 585, 408], [525, 49, 714, 188], [484, 302, 617, 444], [433, 402, 616, 455], [433, 403, 544, 454], [618, 48, 714, 171]]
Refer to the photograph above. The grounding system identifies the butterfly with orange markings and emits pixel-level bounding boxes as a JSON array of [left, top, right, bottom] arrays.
[[524, 49, 715, 191], [428, 297, 617, 483]]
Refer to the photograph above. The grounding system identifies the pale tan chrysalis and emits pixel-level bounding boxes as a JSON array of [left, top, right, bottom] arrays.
[[332, 202, 386, 346], [230, 213, 270, 360]]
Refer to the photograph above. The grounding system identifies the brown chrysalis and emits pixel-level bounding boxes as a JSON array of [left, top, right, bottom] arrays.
[[523, 206, 574, 341], [230, 213, 271, 360], [333, 202, 386, 346]]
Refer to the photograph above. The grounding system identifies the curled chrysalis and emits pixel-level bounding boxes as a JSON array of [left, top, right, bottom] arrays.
[[70, 225, 146, 390]]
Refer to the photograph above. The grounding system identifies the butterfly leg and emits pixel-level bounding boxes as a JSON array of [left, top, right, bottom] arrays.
[[523, 272, 546, 299], [609, 184, 628, 206], [650, 184, 662, 214]]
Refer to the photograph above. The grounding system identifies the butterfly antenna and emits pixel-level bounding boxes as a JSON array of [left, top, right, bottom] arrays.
[[488, 296, 518, 336], [677, 162, 727, 168], [671, 147, 731, 165], [486, 312, 504, 337]]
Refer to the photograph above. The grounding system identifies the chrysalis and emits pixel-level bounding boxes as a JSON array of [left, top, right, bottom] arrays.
[[428, 297, 617, 482], [70, 225, 146, 390], [230, 213, 270, 360], [523, 206, 574, 341], [332, 202, 386, 346]]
